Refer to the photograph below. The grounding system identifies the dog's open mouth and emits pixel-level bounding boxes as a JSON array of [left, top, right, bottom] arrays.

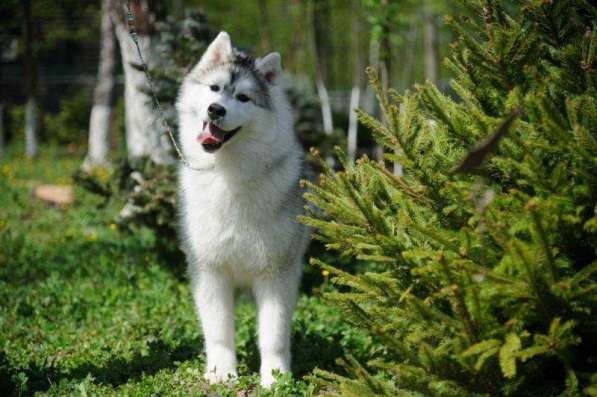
[[197, 121, 242, 153]]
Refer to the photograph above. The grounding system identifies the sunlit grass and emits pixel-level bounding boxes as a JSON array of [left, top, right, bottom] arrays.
[[0, 146, 371, 396]]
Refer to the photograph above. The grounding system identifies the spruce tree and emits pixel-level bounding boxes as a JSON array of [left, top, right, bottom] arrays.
[[300, 1, 597, 395]]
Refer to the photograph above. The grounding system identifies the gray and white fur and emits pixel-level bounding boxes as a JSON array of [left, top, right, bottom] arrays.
[[176, 32, 309, 387]]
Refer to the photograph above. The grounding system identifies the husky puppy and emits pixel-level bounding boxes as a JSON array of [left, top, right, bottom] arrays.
[[176, 32, 309, 387]]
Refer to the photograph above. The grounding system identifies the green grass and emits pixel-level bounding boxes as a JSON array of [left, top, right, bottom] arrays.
[[0, 146, 372, 396]]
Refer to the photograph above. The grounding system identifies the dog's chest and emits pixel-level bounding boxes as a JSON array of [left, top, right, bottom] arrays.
[[181, 171, 295, 271]]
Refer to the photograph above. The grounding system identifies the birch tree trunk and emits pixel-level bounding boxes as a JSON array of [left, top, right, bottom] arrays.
[[312, 0, 333, 135], [23, 0, 38, 158], [315, 80, 333, 134], [347, 0, 363, 163], [423, 2, 439, 85], [24, 99, 38, 157], [362, 37, 379, 116], [111, 0, 172, 164], [82, 0, 116, 171]]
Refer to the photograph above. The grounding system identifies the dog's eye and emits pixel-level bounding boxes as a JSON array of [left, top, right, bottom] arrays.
[[236, 94, 250, 103], [210, 85, 220, 92]]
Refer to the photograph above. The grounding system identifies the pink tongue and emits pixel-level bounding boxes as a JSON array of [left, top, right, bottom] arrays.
[[196, 132, 221, 144], [197, 123, 223, 144]]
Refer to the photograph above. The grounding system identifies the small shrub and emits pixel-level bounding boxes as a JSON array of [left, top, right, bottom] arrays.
[[44, 90, 91, 146]]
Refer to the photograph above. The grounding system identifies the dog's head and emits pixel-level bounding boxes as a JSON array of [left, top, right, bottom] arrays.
[[178, 32, 286, 156]]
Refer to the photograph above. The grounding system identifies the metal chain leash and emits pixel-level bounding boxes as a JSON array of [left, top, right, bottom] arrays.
[[125, 0, 203, 171]]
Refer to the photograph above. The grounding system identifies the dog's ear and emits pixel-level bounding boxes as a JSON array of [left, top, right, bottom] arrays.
[[195, 32, 233, 72], [255, 52, 281, 84]]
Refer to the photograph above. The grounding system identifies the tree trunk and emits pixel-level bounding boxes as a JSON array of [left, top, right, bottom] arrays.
[[257, 0, 273, 53], [377, 0, 401, 175], [0, 47, 4, 158], [373, 0, 392, 168], [362, 37, 379, 116], [111, 0, 172, 164], [24, 99, 39, 157], [82, 0, 116, 171], [315, 80, 333, 134], [173, 0, 184, 19], [0, 103, 4, 158], [399, 26, 418, 90], [423, 2, 439, 85], [379, 13, 391, 96], [347, 0, 363, 163], [23, 0, 39, 158], [312, 0, 333, 135]]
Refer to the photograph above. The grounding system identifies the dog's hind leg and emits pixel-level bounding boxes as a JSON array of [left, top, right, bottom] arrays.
[[253, 266, 300, 387], [192, 269, 237, 383]]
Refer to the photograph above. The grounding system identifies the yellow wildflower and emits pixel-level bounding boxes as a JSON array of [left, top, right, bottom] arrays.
[[92, 167, 110, 184], [322, 270, 330, 277]]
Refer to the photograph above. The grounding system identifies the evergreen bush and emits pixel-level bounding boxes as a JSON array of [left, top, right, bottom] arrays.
[[300, 1, 597, 395], [44, 90, 91, 145]]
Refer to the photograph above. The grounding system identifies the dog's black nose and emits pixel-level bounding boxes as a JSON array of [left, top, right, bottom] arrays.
[[207, 103, 226, 120]]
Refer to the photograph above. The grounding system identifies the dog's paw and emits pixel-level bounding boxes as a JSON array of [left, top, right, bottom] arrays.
[[260, 368, 288, 388], [203, 368, 237, 384], [260, 371, 277, 388]]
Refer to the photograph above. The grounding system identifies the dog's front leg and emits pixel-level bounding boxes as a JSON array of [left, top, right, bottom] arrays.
[[192, 269, 237, 383], [253, 268, 299, 387]]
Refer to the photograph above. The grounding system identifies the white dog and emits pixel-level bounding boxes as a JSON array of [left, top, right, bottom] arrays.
[[176, 32, 309, 387]]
